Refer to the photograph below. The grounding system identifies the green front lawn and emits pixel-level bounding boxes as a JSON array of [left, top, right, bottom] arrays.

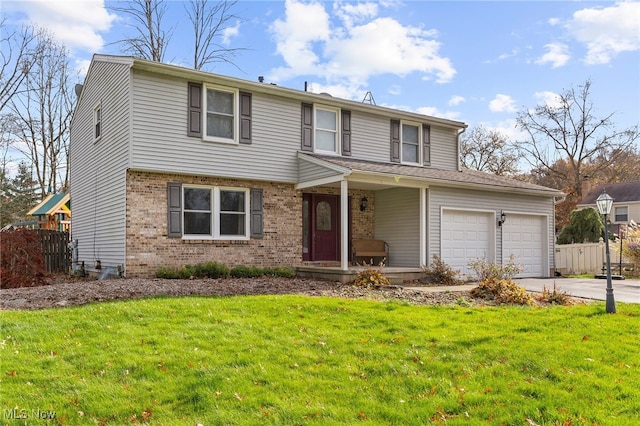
[[1, 296, 638, 425]]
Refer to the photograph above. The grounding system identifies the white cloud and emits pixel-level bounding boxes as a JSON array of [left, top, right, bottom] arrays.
[[268, 0, 456, 91], [448, 95, 465, 106], [334, 1, 379, 28], [565, 1, 640, 65], [222, 21, 241, 45], [269, 0, 331, 79], [3, 0, 116, 53], [489, 94, 517, 113], [548, 17, 560, 26], [469, 119, 526, 143], [535, 43, 570, 68], [534, 91, 563, 109]]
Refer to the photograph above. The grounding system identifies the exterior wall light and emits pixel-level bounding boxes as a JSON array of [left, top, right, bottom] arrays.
[[498, 210, 506, 227], [360, 197, 368, 211]]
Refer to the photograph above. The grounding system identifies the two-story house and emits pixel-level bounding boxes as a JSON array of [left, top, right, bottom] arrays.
[[69, 54, 563, 279], [577, 179, 640, 231]]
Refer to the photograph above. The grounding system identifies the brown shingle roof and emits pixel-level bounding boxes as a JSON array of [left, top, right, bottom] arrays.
[[579, 181, 640, 205], [308, 154, 564, 196]]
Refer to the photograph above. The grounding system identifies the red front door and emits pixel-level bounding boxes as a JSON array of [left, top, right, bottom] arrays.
[[311, 194, 339, 261]]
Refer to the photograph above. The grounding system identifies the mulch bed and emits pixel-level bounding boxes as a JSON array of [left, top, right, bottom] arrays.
[[1, 275, 478, 311]]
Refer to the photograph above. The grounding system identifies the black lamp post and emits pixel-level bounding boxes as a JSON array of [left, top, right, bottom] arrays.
[[596, 191, 616, 314]]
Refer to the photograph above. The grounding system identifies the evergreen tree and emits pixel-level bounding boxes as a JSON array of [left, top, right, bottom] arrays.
[[556, 207, 604, 244], [0, 162, 38, 227]]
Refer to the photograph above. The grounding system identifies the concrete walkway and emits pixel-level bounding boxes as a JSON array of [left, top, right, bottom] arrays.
[[404, 277, 640, 304]]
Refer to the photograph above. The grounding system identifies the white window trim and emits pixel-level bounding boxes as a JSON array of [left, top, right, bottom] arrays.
[[614, 205, 628, 222], [93, 103, 102, 142], [182, 184, 250, 240], [313, 104, 341, 155], [400, 120, 422, 165], [202, 84, 239, 145]]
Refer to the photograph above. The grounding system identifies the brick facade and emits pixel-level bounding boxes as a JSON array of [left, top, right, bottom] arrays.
[[125, 171, 375, 277]]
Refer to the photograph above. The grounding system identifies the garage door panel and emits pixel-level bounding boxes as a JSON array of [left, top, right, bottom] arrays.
[[503, 214, 545, 278], [442, 210, 492, 277]]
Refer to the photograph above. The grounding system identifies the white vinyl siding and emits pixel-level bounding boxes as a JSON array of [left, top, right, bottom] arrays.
[[69, 59, 131, 270], [374, 187, 420, 267], [429, 127, 458, 170], [298, 160, 342, 182], [131, 75, 300, 182]]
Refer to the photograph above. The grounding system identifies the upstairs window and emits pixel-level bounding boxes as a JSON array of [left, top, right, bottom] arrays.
[[205, 86, 236, 142], [315, 106, 339, 154], [391, 120, 430, 165], [301, 104, 350, 156], [614, 206, 628, 222], [187, 82, 252, 145], [401, 123, 420, 164], [94, 104, 102, 140]]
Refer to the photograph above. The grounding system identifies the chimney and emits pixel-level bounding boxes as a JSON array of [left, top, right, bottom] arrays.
[[581, 175, 591, 196]]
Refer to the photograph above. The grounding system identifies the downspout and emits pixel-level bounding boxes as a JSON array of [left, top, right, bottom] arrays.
[[456, 126, 467, 172]]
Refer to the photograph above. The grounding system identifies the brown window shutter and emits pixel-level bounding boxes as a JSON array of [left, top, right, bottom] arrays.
[[301, 103, 313, 151], [239, 91, 252, 144], [423, 125, 431, 165], [188, 82, 202, 137], [250, 188, 264, 238], [390, 119, 400, 162], [341, 110, 351, 156], [167, 182, 182, 237]]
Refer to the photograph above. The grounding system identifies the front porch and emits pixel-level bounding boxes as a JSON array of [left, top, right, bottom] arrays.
[[296, 263, 425, 284]]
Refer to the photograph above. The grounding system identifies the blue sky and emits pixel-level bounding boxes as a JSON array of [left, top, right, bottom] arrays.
[[3, 0, 640, 142]]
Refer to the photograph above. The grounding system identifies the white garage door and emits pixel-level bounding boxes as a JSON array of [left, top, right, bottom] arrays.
[[502, 214, 545, 278], [441, 210, 492, 277]]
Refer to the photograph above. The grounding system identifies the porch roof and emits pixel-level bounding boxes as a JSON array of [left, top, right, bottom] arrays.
[[298, 153, 564, 197]]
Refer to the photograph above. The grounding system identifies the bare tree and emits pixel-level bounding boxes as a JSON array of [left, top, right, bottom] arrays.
[[0, 17, 43, 112], [515, 79, 640, 200], [108, 0, 173, 62], [186, 0, 243, 70], [461, 125, 519, 176], [8, 32, 75, 197]]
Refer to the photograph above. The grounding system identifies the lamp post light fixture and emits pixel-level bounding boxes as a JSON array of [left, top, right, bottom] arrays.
[[596, 191, 616, 314]]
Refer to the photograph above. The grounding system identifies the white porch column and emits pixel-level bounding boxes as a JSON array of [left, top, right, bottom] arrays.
[[341, 179, 349, 271], [419, 187, 427, 267]]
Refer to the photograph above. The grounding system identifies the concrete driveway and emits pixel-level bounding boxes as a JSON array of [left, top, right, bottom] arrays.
[[515, 277, 640, 304]]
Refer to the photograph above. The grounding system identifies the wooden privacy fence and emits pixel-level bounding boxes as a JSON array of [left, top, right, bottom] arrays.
[[555, 242, 605, 275], [37, 229, 70, 273]]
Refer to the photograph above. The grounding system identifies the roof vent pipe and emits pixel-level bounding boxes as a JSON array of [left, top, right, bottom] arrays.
[[304, 81, 307, 92]]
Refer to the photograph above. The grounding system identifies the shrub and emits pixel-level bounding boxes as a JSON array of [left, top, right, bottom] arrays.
[[156, 263, 296, 279], [621, 228, 639, 277], [471, 278, 533, 306], [537, 283, 573, 305], [351, 261, 391, 288], [230, 265, 264, 278], [192, 261, 228, 278], [0, 228, 49, 289], [421, 255, 462, 286], [264, 267, 296, 278], [467, 255, 523, 282]]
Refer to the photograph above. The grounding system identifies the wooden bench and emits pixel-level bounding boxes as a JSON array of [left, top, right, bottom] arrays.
[[352, 239, 389, 265]]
